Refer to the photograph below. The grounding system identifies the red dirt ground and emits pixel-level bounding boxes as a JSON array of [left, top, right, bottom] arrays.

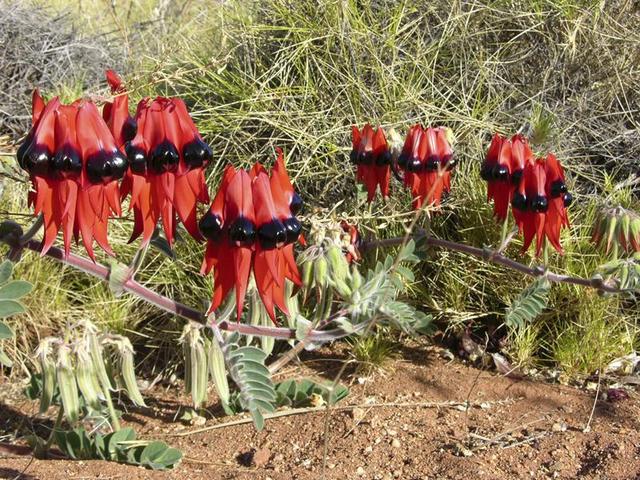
[[1, 342, 639, 479]]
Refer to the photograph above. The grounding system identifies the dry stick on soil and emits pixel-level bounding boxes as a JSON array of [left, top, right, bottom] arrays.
[[165, 398, 521, 438], [583, 371, 601, 433]]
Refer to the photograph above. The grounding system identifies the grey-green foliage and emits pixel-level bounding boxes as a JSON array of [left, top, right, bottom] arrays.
[[224, 378, 349, 414], [46, 427, 181, 470], [221, 332, 277, 430], [348, 240, 433, 335], [0, 260, 32, 367], [596, 256, 640, 293], [505, 276, 551, 329]]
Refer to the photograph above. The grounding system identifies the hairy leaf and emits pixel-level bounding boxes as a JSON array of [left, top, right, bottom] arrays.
[[505, 277, 551, 328]]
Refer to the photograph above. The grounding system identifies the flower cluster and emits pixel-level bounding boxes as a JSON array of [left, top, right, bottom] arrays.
[[350, 125, 391, 202], [17, 71, 213, 258], [17, 88, 130, 259], [350, 124, 455, 208], [200, 150, 303, 322], [481, 134, 572, 255], [398, 125, 455, 209], [122, 85, 211, 247]]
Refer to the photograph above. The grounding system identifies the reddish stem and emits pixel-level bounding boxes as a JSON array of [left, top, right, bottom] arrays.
[[16, 239, 348, 342], [360, 232, 623, 294]]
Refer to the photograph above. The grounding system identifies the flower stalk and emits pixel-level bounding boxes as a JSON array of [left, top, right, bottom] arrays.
[[0, 220, 625, 349]]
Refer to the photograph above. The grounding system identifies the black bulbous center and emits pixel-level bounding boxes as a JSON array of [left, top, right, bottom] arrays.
[[480, 163, 493, 181], [122, 118, 138, 143], [25, 145, 51, 177], [51, 146, 82, 178], [512, 192, 527, 211], [550, 180, 567, 198], [87, 151, 129, 184], [511, 169, 523, 186], [530, 195, 548, 213], [425, 156, 440, 172], [110, 152, 129, 180], [183, 139, 213, 169], [283, 217, 302, 244], [563, 192, 573, 207], [375, 150, 392, 166], [229, 217, 255, 246], [358, 151, 373, 165], [16, 134, 33, 171], [125, 143, 147, 174], [257, 219, 287, 249], [149, 141, 179, 173], [406, 157, 422, 173], [444, 154, 456, 171], [397, 153, 408, 168], [199, 211, 223, 241], [290, 192, 303, 215], [492, 164, 509, 182], [349, 150, 358, 165]]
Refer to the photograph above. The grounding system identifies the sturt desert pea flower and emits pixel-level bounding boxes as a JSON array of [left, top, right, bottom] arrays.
[[480, 134, 532, 222], [398, 125, 455, 209], [252, 166, 302, 320], [200, 155, 303, 323], [103, 70, 137, 149], [17, 91, 128, 259], [350, 124, 391, 202], [511, 153, 572, 255], [122, 95, 212, 246]]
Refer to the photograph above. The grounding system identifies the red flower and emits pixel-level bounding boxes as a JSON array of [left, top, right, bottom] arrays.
[[17, 91, 127, 259], [511, 154, 572, 255], [398, 125, 454, 209], [543, 153, 571, 253], [350, 124, 391, 202], [122, 94, 211, 246], [481, 134, 532, 221], [200, 153, 303, 322], [200, 167, 254, 320], [103, 70, 137, 149], [340, 220, 361, 263]]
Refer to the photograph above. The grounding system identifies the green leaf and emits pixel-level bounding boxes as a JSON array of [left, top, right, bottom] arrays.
[[106, 427, 137, 458], [0, 348, 12, 367], [0, 300, 24, 318], [220, 334, 277, 431], [140, 441, 183, 470], [0, 321, 13, 339], [0, 261, 13, 285], [0, 280, 32, 300], [505, 277, 551, 329]]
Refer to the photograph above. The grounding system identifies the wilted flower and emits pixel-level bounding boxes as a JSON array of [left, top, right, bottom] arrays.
[[398, 125, 454, 209], [350, 124, 391, 202], [17, 89, 128, 259], [123, 92, 212, 246], [340, 220, 361, 263], [200, 152, 303, 322]]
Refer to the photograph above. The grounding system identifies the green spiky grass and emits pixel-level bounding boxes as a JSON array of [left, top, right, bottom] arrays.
[[2, 0, 639, 377]]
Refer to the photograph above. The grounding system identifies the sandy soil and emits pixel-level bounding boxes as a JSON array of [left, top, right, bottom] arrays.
[[1, 342, 639, 479]]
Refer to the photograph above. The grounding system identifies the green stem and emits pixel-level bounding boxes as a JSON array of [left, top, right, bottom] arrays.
[[44, 406, 65, 451], [104, 390, 122, 432]]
